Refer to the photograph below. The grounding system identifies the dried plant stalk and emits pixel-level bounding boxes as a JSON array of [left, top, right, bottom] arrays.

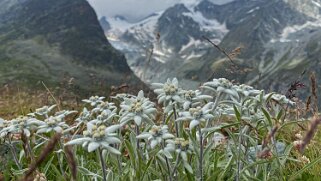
[[64, 145, 77, 181], [23, 133, 62, 180], [310, 72, 318, 114], [299, 117, 321, 153], [306, 96, 311, 113], [262, 125, 279, 149]]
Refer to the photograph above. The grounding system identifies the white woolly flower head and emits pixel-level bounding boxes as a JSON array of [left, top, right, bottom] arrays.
[[34, 105, 57, 117], [75, 107, 91, 125], [233, 84, 261, 97], [1, 116, 44, 137], [176, 102, 214, 130], [137, 125, 174, 149], [267, 93, 295, 106], [82, 96, 105, 107], [37, 115, 70, 134], [92, 101, 117, 114], [0, 118, 10, 138], [164, 138, 194, 173], [119, 90, 156, 126], [202, 78, 239, 98], [181, 90, 213, 110], [152, 78, 184, 113], [65, 123, 121, 154]]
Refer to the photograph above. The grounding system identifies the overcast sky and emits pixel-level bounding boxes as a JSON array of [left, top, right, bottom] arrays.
[[87, 0, 234, 22]]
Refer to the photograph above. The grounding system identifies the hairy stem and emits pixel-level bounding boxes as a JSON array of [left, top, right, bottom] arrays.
[[57, 142, 65, 177], [236, 124, 243, 181], [198, 125, 203, 181], [7, 137, 22, 170], [98, 148, 107, 181], [171, 155, 180, 179], [162, 141, 172, 181], [173, 107, 179, 137], [135, 124, 140, 150]]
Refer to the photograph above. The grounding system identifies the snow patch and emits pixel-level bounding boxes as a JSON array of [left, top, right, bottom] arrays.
[[247, 7, 260, 14], [180, 37, 202, 52], [280, 20, 321, 42], [312, 0, 321, 7], [182, 11, 229, 33]]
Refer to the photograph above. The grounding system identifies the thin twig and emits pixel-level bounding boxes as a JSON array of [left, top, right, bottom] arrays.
[[41, 81, 61, 111], [202, 35, 236, 65]]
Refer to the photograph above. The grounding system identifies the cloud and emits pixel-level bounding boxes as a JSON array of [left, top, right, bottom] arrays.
[[87, 0, 235, 22], [87, 0, 180, 21]]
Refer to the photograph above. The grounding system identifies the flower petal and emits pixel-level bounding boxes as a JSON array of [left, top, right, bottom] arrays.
[[134, 116, 142, 126], [189, 120, 199, 130], [88, 142, 100, 152]]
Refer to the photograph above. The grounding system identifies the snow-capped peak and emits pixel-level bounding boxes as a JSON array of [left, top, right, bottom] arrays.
[[179, 0, 202, 9]]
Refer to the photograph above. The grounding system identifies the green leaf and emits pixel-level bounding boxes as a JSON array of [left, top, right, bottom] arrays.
[[142, 157, 154, 180], [124, 140, 136, 170], [261, 108, 272, 126], [183, 161, 193, 173], [277, 109, 284, 120], [289, 156, 321, 180], [43, 156, 55, 174], [165, 112, 174, 125], [233, 105, 241, 122], [106, 170, 113, 181]]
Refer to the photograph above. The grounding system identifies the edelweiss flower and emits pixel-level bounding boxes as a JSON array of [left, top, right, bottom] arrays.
[[214, 104, 234, 116], [176, 102, 214, 130], [202, 78, 239, 98], [164, 138, 193, 173], [92, 101, 117, 113], [233, 84, 261, 97], [267, 93, 295, 106], [75, 107, 91, 125], [2, 116, 44, 137], [137, 125, 174, 148], [90, 108, 117, 125], [37, 115, 70, 134], [54, 110, 77, 118], [83, 96, 105, 107], [119, 90, 156, 126], [34, 105, 57, 117], [181, 90, 212, 110], [0, 118, 11, 138], [152, 78, 184, 113], [65, 123, 121, 153]]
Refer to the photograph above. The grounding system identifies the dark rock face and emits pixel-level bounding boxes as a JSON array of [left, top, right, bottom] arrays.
[[0, 0, 143, 92], [99, 16, 111, 32]]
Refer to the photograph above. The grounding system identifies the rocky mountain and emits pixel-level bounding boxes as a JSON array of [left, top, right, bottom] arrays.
[[99, 16, 111, 32], [0, 0, 144, 94], [103, 0, 321, 95]]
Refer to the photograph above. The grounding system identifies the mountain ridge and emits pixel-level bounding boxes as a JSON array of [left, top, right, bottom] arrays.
[[102, 0, 321, 95], [0, 0, 145, 94]]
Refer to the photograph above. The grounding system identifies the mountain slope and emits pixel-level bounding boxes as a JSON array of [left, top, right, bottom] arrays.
[[0, 0, 143, 93], [103, 0, 321, 94]]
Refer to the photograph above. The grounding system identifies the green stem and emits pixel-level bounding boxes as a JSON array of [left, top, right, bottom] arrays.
[[7, 137, 22, 170], [173, 107, 179, 137], [171, 155, 180, 179], [98, 148, 107, 181], [162, 141, 172, 181], [57, 142, 65, 177], [236, 124, 243, 181], [135, 124, 140, 150], [198, 125, 203, 181]]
